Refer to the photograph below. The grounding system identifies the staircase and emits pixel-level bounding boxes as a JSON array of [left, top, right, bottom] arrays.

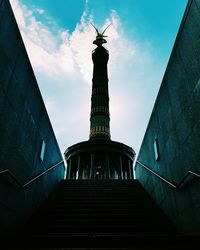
[[10, 180, 196, 249]]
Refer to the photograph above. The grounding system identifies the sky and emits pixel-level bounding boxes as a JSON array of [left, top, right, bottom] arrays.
[[10, 0, 188, 160]]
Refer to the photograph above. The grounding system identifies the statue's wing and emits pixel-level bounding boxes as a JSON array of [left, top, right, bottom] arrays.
[[101, 23, 111, 36], [90, 23, 100, 35]]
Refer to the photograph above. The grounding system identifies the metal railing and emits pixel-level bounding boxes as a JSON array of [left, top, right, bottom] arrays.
[[135, 160, 200, 189], [0, 160, 65, 188]]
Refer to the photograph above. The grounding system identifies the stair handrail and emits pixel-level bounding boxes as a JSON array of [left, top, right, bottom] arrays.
[[0, 160, 65, 188], [135, 160, 200, 189]]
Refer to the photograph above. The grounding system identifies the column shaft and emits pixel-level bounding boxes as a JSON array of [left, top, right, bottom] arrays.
[[128, 159, 133, 179], [118, 155, 122, 179], [90, 153, 95, 179], [105, 154, 110, 179], [78, 155, 82, 179], [67, 159, 72, 180]]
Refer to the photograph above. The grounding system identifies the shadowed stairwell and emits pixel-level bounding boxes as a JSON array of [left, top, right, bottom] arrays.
[[1, 1, 200, 249], [10, 179, 197, 249]]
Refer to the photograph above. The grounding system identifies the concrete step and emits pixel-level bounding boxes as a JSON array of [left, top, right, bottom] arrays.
[[16, 180, 182, 249]]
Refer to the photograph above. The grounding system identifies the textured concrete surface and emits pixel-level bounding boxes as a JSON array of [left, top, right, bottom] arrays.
[[0, 0, 65, 235], [135, 0, 200, 235]]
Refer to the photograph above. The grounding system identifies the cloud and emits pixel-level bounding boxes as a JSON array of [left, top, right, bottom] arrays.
[[10, 0, 78, 82], [35, 8, 45, 15], [10, 0, 163, 156]]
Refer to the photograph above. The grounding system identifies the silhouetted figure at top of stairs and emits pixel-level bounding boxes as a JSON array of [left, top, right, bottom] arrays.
[[11, 180, 197, 249]]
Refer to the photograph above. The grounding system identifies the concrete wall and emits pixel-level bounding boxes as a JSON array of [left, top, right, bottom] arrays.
[[0, 0, 65, 235], [135, 0, 200, 235]]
